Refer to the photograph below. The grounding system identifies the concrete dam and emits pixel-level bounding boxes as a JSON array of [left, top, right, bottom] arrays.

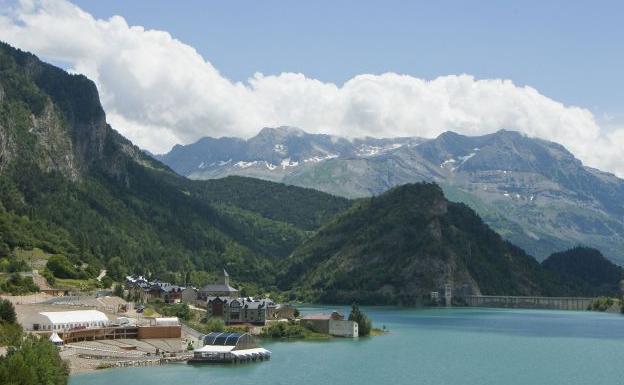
[[464, 295, 594, 311]]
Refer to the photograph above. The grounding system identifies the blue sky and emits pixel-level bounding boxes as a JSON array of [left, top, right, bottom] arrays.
[[2, 0, 623, 175], [72, 0, 623, 123]]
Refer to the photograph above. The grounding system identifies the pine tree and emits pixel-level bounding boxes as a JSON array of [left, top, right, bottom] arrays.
[[0, 299, 16, 324], [348, 303, 372, 336]]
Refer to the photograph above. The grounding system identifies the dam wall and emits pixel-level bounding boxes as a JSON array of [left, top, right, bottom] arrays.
[[464, 295, 594, 311]]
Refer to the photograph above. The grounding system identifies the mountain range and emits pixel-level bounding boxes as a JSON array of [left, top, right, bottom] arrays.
[[0, 41, 620, 304], [156, 127, 624, 264]]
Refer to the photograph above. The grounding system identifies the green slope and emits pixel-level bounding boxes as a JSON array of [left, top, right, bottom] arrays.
[[0, 42, 349, 287], [281, 183, 567, 304]]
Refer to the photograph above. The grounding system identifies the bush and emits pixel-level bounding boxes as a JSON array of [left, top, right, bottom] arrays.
[[0, 242, 10, 258], [0, 299, 16, 323], [0, 332, 69, 385], [590, 297, 614, 312], [0, 322, 23, 346], [348, 303, 372, 336], [158, 303, 191, 321], [0, 273, 39, 295], [46, 255, 78, 279], [261, 321, 305, 338], [100, 275, 113, 289], [112, 283, 124, 298], [201, 317, 225, 332], [41, 269, 56, 286], [0, 256, 29, 273]]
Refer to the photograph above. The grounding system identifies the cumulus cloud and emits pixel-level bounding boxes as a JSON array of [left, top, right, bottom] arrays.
[[1, 0, 623, 177]]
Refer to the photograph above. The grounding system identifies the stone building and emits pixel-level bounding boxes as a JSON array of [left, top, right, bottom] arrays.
[[206, 297, 272, 325], [198, 270, 239, 300], [181, 287, 198, 304], [301, 311, 359, 337]]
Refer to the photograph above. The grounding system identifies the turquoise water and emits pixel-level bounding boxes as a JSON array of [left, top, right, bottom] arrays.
[[70, 307, 624, 385]]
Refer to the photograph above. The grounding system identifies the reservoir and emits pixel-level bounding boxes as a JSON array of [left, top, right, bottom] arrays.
[[70, 307, 624, 385]]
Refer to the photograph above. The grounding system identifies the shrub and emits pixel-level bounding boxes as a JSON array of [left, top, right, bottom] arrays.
[[201, 317, 225, 332], [46, 255, 78, 279], [100, 275, 113, 289], [0, 299, 16, 323], [0, 333, 69, 384], [159, 303, 191, 321], [261, 321, 305, 338], [590, 297, 614, 312], [112, 283, 124, 298], [41, 269, 56, 286], [0, 273, 39, 295]]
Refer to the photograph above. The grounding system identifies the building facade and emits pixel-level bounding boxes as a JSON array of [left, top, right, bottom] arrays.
[[301, 311, 358, 337], [329, 319, 359, 337], [206, 297, 272, 325], [181, 287, 198, 304]]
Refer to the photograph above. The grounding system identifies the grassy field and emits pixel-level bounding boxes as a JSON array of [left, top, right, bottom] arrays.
[[53, 278, 100, 290]]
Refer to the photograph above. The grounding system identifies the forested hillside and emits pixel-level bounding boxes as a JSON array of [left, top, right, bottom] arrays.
[[0, 42, 349, 288], [542, 247, 623, 296], [280, 183, 569, 304]]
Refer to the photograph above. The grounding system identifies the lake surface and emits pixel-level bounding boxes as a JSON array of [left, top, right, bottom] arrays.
[[70, 307, 624, 385]]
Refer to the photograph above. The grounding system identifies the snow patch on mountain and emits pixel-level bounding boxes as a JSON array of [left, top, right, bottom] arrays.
[[274, 144, 287, 155], [304, 154, 339, 163], [235, 161, 259, 169], [356, 143, 404, 157], [281, 158, 299, 169], [458, 152, 476, 164]]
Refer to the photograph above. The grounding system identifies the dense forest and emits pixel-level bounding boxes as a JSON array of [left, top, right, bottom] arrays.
[[542, 247, 623, 296], [0, 42, 349, 289], [280, 183, 577, 304]]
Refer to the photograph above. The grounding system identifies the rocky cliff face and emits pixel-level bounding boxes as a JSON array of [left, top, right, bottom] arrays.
[[0, 42, 166, 182], [29, 101, 78, 179]]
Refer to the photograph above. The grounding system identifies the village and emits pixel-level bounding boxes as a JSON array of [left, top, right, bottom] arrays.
[[3, 269, 361, 373]]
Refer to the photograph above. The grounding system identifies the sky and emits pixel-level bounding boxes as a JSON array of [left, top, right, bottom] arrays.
[[0, 0, 623, 176]]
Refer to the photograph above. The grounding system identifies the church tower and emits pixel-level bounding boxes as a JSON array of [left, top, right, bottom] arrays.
[[219, 269, 230, 286]]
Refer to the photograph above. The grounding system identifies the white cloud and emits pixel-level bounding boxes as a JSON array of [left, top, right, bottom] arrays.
[[1, 0, 623, 177]]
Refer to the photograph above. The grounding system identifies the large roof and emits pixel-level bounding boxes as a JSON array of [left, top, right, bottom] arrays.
[[201, 284, 239, 293], [203, 332, 246, 346], [39, 310, 109, 324], [302, 311, 343, 320]]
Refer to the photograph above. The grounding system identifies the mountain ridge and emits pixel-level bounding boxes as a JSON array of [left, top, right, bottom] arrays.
[[0, 42, 350, 288], [156, 127, 624, 264]]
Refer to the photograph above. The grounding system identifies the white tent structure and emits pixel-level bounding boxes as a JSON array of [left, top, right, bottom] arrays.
[[30, 310, 110, 332], [49, 332, 64, 346]]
